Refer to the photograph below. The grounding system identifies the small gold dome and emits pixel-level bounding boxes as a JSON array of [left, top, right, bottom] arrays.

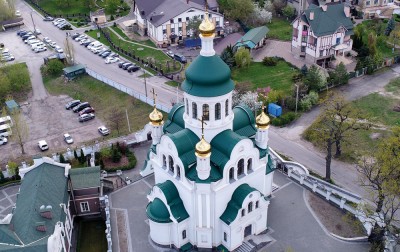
[[199, 12, 215, 37], [195, 136, 211, 157], [149, 107, 163, 126], [256, 109, 270, 129]]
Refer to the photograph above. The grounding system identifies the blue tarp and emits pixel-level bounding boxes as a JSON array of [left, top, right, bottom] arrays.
[[184, 38, 201, 47]]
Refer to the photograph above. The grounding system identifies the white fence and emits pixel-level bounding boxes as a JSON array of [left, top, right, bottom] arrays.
[[86, 68, 171, 113]]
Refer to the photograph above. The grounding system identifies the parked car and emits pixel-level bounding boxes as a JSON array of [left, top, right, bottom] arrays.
[[38, 140, 49, 151], [43, 16, 54, 21], [58, 22, 70, 29], [0, 136, 7, 145], [98, 126, 110, 136], [71, 33, 80, 39], [52, 18, 65, 25], [79, 113, 95, 122], [81, 40, 92, 47], [21, 34, 34, 40], [43, 37, 52, 43], [56, 21, 67, 28], [1, 54, 15, 62], [34, 28, 41, 35], [65, 100, 80, 109], [17, 30, 27, 36], [49, 41, 57, 48], [79, 107, 95, 116], [122, 63, 133, 70], [74, 35, 87, 42], [128, 65, 140, 72], [27, 39, 41, 45], [79, 39, 91, 45], [108, 52, 118, 58], [31, 42, 45, 50], [97, 48, 109, 55], [101, 51, 111, 58], [73, 102, 90, 112], [63, 133, 74, 144], [54, 46, 63, 53], [34, 46, 47, 53], [15, 10, 21, 17], [105, 57, 119, 64], [24, 36, 36, 43], [166, 50, 174, 58], [174, 53, 187, 63]]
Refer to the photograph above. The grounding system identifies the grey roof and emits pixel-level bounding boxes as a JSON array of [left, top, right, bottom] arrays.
[[135, 0, 220, 27], [302, 3, 353, 37], [69, 166, 101, 189]]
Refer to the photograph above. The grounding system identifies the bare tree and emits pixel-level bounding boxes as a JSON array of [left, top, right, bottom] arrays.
[[10, 110, 29, 155], [64, 36, 75, 66], [108, 108, 125, 136]]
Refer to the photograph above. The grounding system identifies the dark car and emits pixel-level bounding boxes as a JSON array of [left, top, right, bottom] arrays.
[[100, 50, 111, 57], [79, 113, 95, 122], [122, 63, 133, 70], [22, 34, 34, 40], [71, 33, 80, 39], [72, 102, 90, 112], [118, 61, 126, 68], [78, 107, 95, 116], [127, 65, 140, 72], [82, 41, 92, 47], [174, 54, 187, 63], [65, 100, 80, 110], [17, 30, 27, 36], [43, 16, 54, 21], [101, 51, 111, 58]]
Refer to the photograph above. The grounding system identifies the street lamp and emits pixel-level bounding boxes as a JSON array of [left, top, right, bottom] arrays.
[[295, 84, 299, 114], [30, 11, 36, 34], [143, 64, 148, 97]]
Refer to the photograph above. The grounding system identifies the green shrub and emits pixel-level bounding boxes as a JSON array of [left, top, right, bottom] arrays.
[[308, 91, 319, 105], [300, 97, 312, 111], [262, 56, 277, 66], [110, 15, 115, 21], [112, 148, 122, 163], [270, 112, 297, 126], [285, 96, 297, 111]]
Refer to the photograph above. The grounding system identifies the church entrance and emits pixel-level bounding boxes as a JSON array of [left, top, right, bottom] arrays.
[[244, 224, 252, 238]]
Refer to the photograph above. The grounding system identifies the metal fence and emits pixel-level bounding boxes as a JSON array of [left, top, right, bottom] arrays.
[[86, 68, 171, 113]]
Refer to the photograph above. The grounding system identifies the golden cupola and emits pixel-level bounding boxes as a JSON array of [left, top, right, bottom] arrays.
[[256, 107, 270, 129], [195, 136, 211, 157], [199, 11, 215, 37], [149, 106, 163, 126]]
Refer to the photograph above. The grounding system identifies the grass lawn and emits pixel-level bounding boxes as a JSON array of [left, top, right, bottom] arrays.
[[166, 80, 179, 87], [266, 17, 293, 41], [76, 219, 107, 252], [385, 77, 400, 95], [0, 63, 31, 105], [231, 61, 297, 95], [43, 74, 158, 137], [111, 26, 157, 48], [36, 0, 91, 15], [86, 28, 180, 73]]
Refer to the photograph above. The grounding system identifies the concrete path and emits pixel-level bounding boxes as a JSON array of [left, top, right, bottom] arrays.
[[0, 186, 20, 219], [214, 32, 243, 55], [26, 59, 49, 101]]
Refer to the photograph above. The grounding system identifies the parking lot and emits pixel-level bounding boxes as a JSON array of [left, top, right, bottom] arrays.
[[0, 29, 105, 163]]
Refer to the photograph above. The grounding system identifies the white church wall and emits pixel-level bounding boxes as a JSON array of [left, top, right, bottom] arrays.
[[149, 220, 173, 245]]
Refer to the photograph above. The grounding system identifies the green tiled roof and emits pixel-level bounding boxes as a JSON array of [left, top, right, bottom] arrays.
[[302, 3, 353, 37], [182, 55, 234, 97], [157, 180, 189, 223], [220, 184, 257, 225], [69, 166, 100, 189], [232, 105, 257, 138], [146, 198, 172, 223], [266, 155, 275, 175], [181, 242, 193, 251], [168, 128, 199, 170], [251, 139, 268, 159], [186, 163, 222, 183], [163, 103, 185, 134], [1, 163, 69, 249], [235, 26, 269, 49]]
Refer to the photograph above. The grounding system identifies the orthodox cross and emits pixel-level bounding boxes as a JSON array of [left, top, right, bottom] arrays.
[[197, 115, 207, 137], [150, 88, 157, 107]]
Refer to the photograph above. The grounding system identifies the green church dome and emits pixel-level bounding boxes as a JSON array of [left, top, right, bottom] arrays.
[[182, 55, 234, 97]]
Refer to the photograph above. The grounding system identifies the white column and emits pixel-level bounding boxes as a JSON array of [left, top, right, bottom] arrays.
[[197, 194, 202, 227], [200, 35, 215, 57], [206, 194, 210, 228]]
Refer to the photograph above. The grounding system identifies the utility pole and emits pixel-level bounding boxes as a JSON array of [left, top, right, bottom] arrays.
[[30, 11, 37, 34], [143, 64, 148, 97], [125, 109, 131, 132], [295, 84, 299, 114]]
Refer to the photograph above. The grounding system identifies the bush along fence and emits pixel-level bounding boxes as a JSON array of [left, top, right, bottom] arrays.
[[24, 0, 91, 21], [96, 24, 179, 75]]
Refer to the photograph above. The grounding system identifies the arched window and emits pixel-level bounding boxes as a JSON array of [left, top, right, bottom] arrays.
[[225, 99, 229, 116], [182, 230, 186, 239], [176, 166, 181, 178], [238, 159, 244, 176], [168, 156, 174, 173], [255, 201, 259, 209], [203, 104, 209, 121], [186, 99, 189, 115], [248, 202, 253, 213], [247, 158, 253, 172], [192, 102, 197, 119], [241, 209, 245, 217], [229, 167, 234, 181], [215, 103, 221, 120], [163, 155, 167, 168]]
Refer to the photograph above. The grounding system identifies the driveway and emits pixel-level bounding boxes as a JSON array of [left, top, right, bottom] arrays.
[[214, 32, 243, 55]]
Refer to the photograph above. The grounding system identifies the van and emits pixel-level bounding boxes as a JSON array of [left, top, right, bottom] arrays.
[[38, 140, 49, 151], [73, 102, 90, 113], [31, 42, 45, 50], [90, 44, 103, 53], [174, 54, 187, 63]]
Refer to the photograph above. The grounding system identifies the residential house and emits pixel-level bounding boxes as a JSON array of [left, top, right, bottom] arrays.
[[90, 9, 107, 24], [234, 26, 269, 51], [288, 0, 320, 15], [291, 3, 354, 66], [132, 0, 224, 46]]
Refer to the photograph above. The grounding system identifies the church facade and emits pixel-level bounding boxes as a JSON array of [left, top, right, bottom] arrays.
[[141, 11, 275, 251]]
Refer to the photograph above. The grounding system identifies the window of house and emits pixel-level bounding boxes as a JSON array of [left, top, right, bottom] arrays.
[[224, 232, 227, 242], [170, 19, 174, 23], [178, 27, 182, 32], [366, 0, 370, 5], [229, 167, 234, 181], [163, 155, 167, 167], [225, 99, 229, 116], [374, 0, 378, 4], [203, 104, 209, 121], [182, 230, 186, 239], [186, 17, 189, 21], [209, 13, 212, 18], [216, 21, 220, 26], [320, 50, 324, 57], [192, 102, 197, 119], [176, 166, 181, 178], [163, 29, 166, 34], [303, 25, 308, 31], [171, 28, 175, 34], [80, 202, 90, 212], [301, 36, 307, 43], [247, 158, 252, 171], [248, 202, 253, 213], [241, 209, 245, 217], [215, 103, 221, 120], [238, 159, 244, 176], [169, 156, 174, 173], [201, 15, 204, 19], [178, 18, 182, 22], [256, 201, 259, 209], [336, 37, 341, 44], [186, 99, 189, 115]]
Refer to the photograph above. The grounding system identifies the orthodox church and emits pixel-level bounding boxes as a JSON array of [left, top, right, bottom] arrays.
[[141, 10, 275, 251]]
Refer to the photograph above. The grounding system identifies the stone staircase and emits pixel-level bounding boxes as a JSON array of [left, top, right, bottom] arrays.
[[272, 183, 279, 192], [233, 241, 255, 252]]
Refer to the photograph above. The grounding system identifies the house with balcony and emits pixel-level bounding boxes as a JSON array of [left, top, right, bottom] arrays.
[[291, 3, 354, 67], [133, 0, 224, 46]]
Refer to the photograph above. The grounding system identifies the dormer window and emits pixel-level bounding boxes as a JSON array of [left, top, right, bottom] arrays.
[[215, 103, 221, 120], [225, 99, 229, 116], [169, 156, 174, 173], [192, 102, 197, 119], [238, 159, 244, 177], [203, 104, 209, 121], [170, 19, 174, 23]]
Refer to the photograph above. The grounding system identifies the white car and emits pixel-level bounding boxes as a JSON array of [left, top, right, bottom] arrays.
[[15, 10, 21, 17], [49, 41, 57, 48], [38, 140, 49, 151], [53, 18, 66, 26], [34, 46, 47, 53], [98, 126, 110, 136], [43, 37, 52, 43], [0, 136, 7, 145], [105, 57, 119, 64], [75, 35, 87, 42], [34, 28, 41, 35], [54, 46, 63, 53], [79, 38, 91, 45], [63, 133, 73, 144]]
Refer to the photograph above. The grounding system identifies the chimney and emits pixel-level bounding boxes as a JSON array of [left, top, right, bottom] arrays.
[[344, 5, 350, 17], [310, 11, 314, 20], [321, 5, 327, 11]]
